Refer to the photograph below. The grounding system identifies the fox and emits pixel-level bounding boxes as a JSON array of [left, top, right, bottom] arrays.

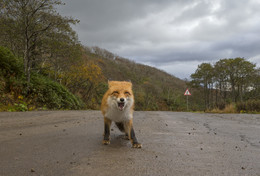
[[101, 80, 142, 148]]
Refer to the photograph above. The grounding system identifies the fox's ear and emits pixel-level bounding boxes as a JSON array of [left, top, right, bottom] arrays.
[[107, 79, 112, 87], [108, 78, 113, 83], [124, 81, 132, 88], [108, 80, 116, 88]]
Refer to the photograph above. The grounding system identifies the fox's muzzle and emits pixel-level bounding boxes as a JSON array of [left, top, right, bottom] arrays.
[[117, 98, 126, 111]]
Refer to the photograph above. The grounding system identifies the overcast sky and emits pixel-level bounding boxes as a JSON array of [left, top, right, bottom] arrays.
[[58, 0, 260, 79]]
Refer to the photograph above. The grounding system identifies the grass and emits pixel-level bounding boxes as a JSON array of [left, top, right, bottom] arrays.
[[206, 104, 237, 114], [206, 103, 260, 114]]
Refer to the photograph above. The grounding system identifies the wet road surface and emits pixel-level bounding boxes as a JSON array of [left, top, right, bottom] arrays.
[[0, 111, 260, 176]]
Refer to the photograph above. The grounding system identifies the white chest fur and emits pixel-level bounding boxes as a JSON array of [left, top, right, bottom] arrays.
[[105, 107, 133, 122], [105, 97, 133, 122]]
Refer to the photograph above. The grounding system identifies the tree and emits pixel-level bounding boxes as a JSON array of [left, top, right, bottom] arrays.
[[60, 48, 105, 109], [190, 58, 257, 110], [214, 59, 230, 107], [41, 31, 82, 81], [0, 0, 79, 90], [249, 68, 260, 99], [222, 58, 255, 102], [190, 63, 214, 110]]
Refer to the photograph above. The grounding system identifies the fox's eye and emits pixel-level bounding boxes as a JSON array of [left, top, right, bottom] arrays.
[[124, 91, 131, 95], [112, 91, 119, 95]]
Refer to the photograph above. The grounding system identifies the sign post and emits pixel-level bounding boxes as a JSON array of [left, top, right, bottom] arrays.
[[184, 89, 191, 111]]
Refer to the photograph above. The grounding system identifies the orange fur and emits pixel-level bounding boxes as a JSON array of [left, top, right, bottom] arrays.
[[101, 81, 141, 148], [101, 81, 134, 115]]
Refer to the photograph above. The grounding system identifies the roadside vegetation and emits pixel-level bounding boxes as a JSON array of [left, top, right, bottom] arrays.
[[0, 46, 84, 111]]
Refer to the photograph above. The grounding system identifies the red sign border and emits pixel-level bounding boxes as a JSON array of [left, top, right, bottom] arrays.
[[184, 89, 191, 96]]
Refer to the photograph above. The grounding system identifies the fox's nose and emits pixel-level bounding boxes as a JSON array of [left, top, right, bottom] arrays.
[[120, 98, 125, 102]]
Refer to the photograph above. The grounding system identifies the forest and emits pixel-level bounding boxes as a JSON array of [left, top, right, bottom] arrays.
[[190, 58, 260, 112], [0, 0, 259, 112]]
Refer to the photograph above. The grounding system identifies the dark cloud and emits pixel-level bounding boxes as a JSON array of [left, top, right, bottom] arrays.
[[58, 0, 260, 79]]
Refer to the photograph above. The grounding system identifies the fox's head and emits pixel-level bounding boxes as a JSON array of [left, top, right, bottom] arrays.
[[107, 81, 134, 111]]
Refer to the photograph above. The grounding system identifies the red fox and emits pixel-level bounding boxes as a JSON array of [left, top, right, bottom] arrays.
[[101, 81, 142, 148]]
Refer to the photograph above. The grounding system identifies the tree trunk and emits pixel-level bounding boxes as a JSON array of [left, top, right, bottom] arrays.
[[24, 31, 31, 93]]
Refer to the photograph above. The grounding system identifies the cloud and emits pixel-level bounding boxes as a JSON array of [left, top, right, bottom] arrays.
[[58, 0, 260, 79], [145, 60, 202, 80]]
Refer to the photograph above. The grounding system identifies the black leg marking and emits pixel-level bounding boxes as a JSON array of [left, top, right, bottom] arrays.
[[104, 123, 110, 140], [103, 118, 111, 145], [130, 126, 142, 148]]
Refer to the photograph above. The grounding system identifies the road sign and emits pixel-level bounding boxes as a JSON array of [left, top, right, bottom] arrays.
[[184, 89, 191, 96], [184, 89, 191, 111]]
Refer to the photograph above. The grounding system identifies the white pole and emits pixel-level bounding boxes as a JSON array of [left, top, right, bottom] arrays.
[[187, 95, 188, 111]]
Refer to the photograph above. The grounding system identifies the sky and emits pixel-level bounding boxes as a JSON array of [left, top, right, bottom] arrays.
[[58, 0, 260, 79]]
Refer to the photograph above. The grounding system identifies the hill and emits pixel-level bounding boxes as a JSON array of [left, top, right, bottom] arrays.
[[0, 45, 192, 111], [83, 46, 189, 111]]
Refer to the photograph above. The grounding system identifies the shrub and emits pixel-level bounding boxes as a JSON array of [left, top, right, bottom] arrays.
[[0, 46, 23, 76], [0, 47, 85, 111], [223, 104, 236, 113], [206, 103, 236, 113], [236, 100, 260, 112], [29, 73, 85, 110]]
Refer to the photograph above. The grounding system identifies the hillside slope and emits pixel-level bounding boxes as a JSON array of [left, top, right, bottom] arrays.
[[84, 47, 189, 111], [0, 45, 193, 111]]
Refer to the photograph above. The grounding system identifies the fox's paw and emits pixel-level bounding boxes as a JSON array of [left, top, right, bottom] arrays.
[[103, 140, 110, 145], [132, 143, 142, 148]]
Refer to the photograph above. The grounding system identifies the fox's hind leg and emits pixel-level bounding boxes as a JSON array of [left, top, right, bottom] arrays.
[[103, 117, 111, 145], [115, 122, 129, 139], [125, 119, 142, 148]]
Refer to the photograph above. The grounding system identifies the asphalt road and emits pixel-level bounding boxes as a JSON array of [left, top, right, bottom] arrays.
[[0, 111, 260, 176]]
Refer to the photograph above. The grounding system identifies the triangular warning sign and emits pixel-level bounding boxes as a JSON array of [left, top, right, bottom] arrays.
[[184, 89, 191, 96]]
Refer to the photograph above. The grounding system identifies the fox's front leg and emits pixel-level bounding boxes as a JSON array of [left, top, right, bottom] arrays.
[[103, 117, 111, 145], [126, 119, 142, 148]]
